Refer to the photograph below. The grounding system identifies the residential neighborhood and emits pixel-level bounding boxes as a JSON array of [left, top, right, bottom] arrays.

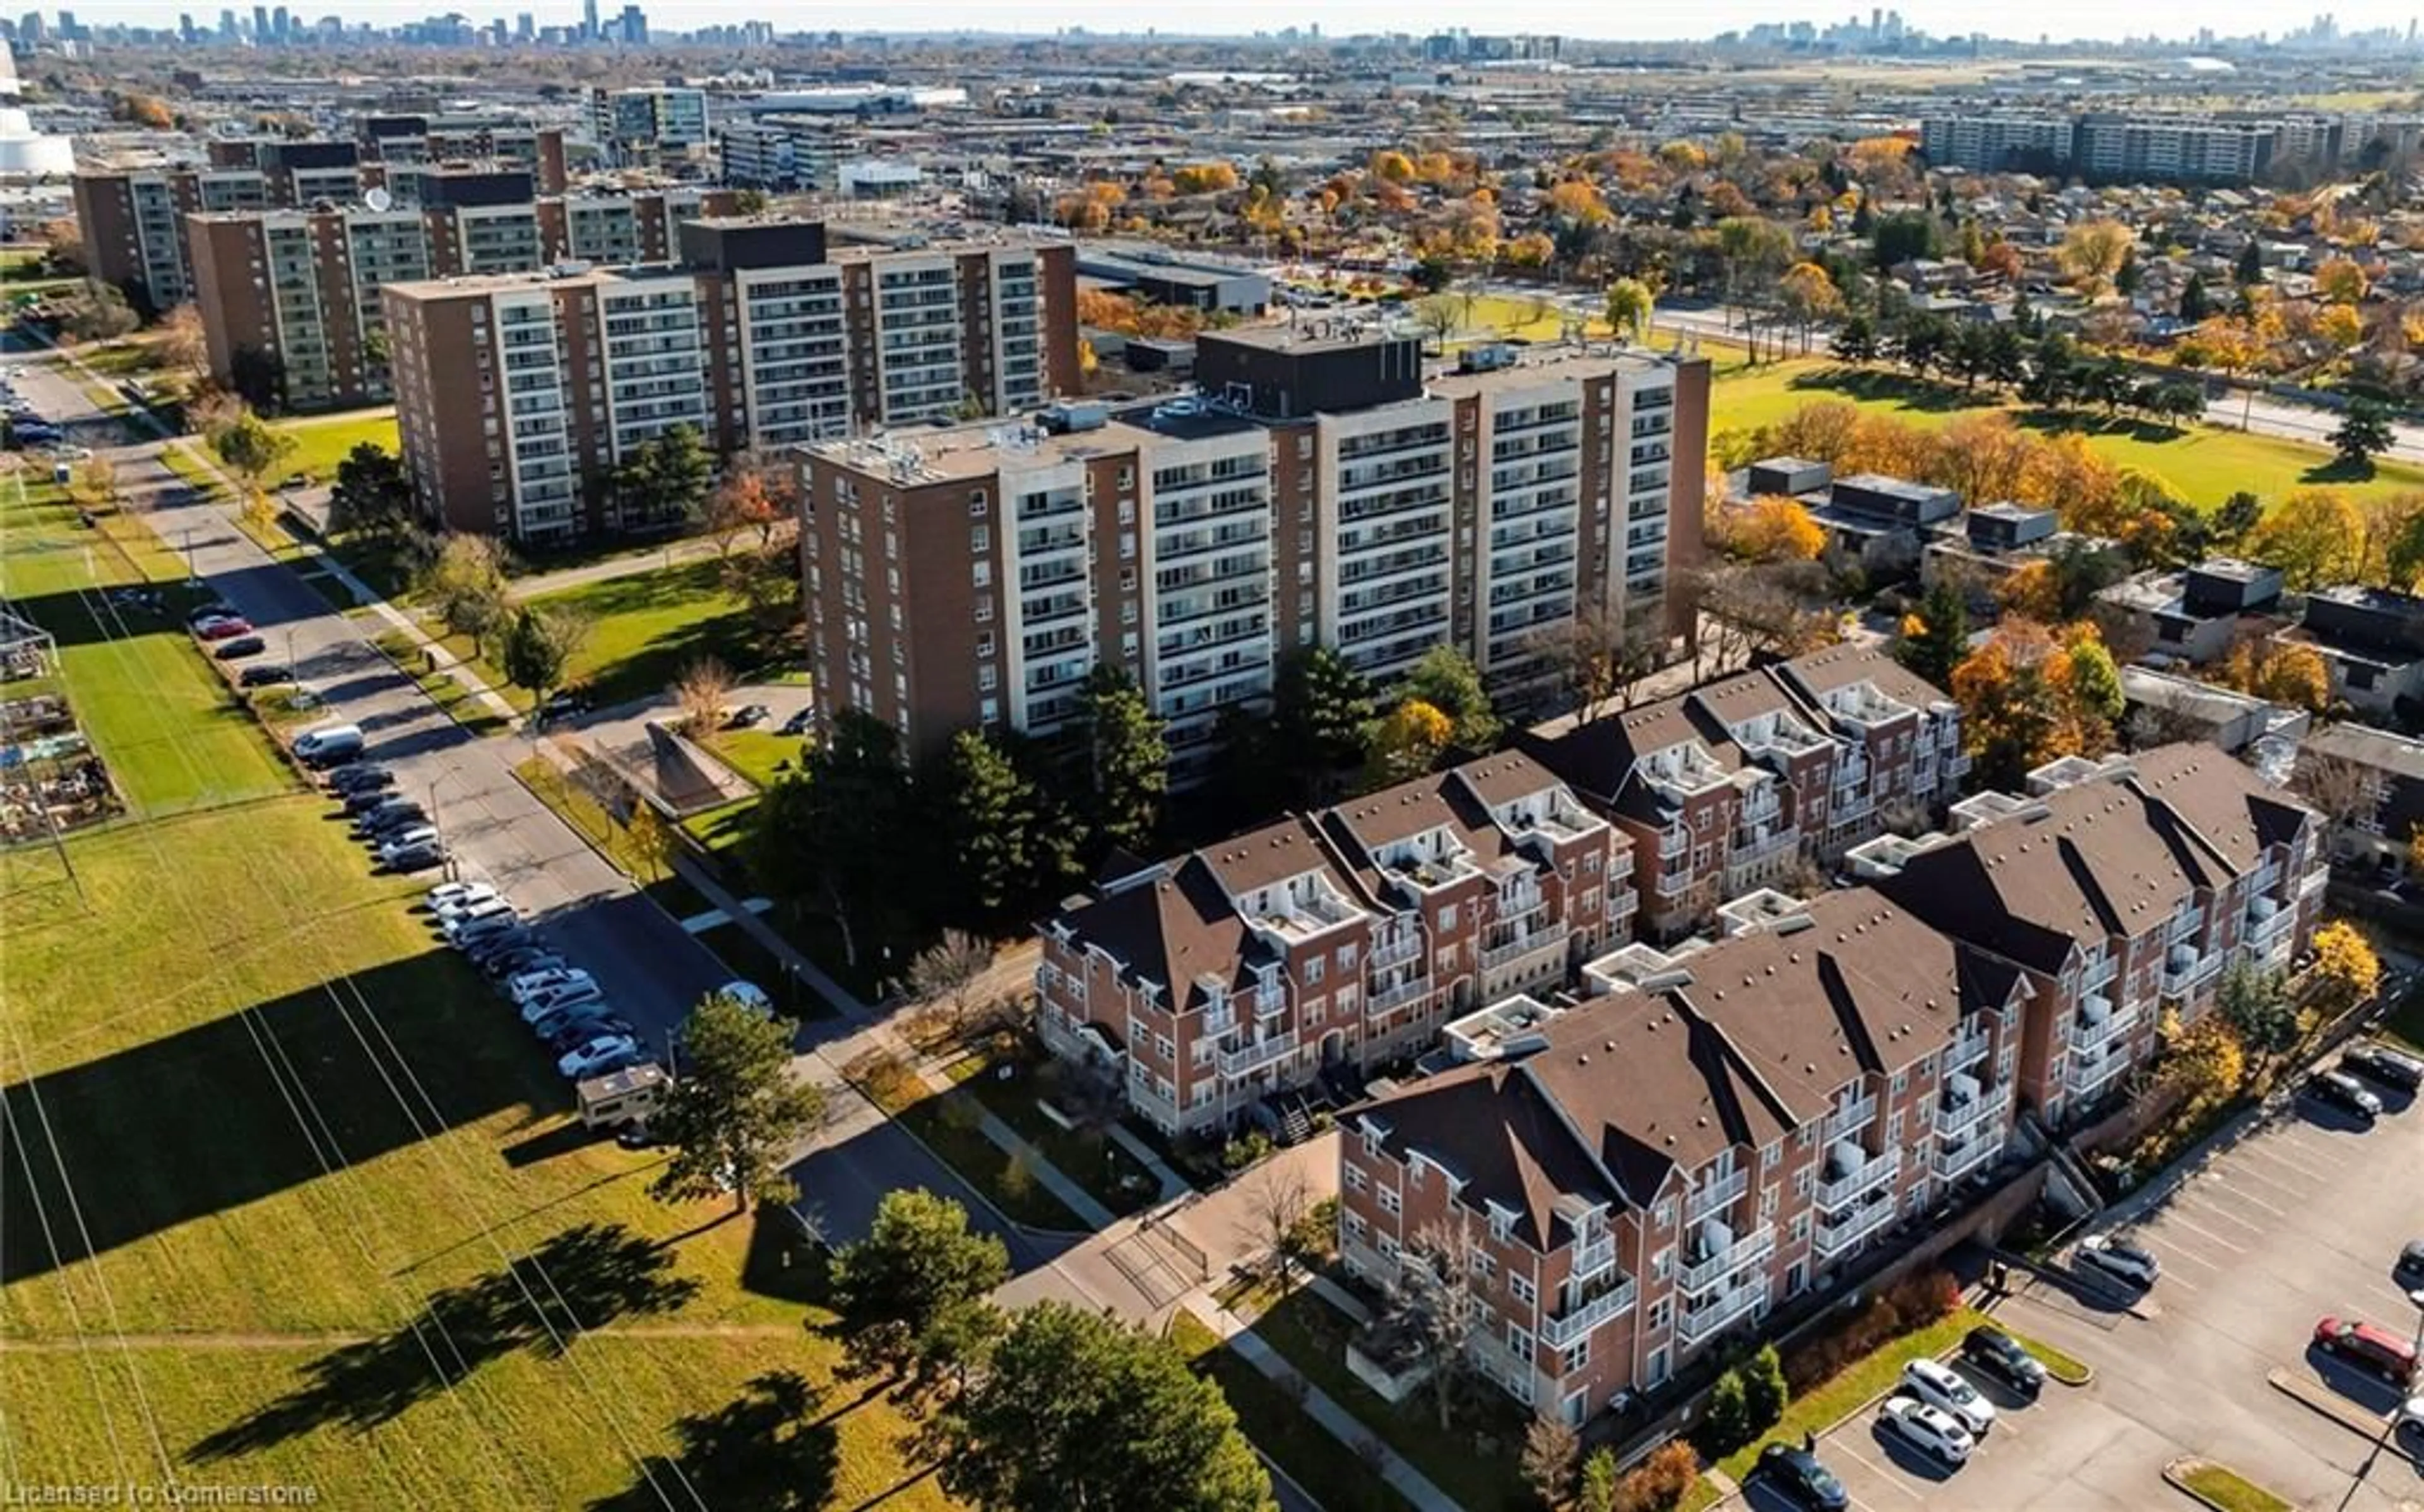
[[6, 11, 2424, 1512]]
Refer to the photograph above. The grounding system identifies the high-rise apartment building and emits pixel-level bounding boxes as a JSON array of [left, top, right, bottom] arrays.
[[385, 222, 1078, 542], [592, 85, 708, 163], [182, 187, 734, 411], [795, 329, 1708, 775]]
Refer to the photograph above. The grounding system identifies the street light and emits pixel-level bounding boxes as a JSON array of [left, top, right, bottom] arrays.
[[429, 766, 463, 883]]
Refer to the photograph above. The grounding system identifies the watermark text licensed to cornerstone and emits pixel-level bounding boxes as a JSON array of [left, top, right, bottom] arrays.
[[3, 1484, 320, 1507]]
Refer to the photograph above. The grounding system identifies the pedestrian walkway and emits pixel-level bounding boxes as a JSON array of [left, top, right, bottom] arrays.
[[968, 1106, 1117, 1230], [667, 851, 873, 1019], [1188, 1297, 1463, 1512], [1108, 1123, 1191, 1203]]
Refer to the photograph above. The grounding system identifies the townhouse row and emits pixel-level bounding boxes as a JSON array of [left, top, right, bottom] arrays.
[[387, 219, 1079, 542], [1031, 643, 1968, 1135], [797, 325, 1710, 780], [1340, 743, 2326, 1426]]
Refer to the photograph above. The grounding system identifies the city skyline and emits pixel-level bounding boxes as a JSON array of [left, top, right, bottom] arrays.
[[21, 0, 2424, 45]]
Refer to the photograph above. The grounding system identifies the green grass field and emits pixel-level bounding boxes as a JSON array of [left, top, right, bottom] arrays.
[[0, 483, 958, 1512], [270, 410, 399, 483], [531, 556, 778, 711], [1709, 359, 2424, 509], [1167, 1308, 1418, 1512]]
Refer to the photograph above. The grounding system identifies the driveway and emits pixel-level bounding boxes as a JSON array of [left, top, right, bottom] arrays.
[[1763, 1072, 2424, 1512]]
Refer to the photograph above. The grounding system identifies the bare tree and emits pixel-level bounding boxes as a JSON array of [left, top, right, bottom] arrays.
[[1391, 1214, 1489, 1431], [902, 928, 994, 1037], [2292, 752, 2377, 858], [673, 656, 735, 735], [1236, 1160, 1316, 1299], [1523, 600, 1670, 723]]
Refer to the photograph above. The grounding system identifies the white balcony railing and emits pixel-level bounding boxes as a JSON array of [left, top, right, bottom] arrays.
[[1482, 923, 1569, 972], [1933, 1079, 2012, 1143], [1678, 1222, 1776, 1294], [1365, 976, 1432, 1015], [2299, 866, 2329, 899], [1608, 883, 1639, 919], [2069, 996, 2139, 1057], [2160, 950, 2224, 1000], [1369, 931, 1423, 970], [1932, 1123, 2005, 1184], [1944, 1024, 1992, 1073], [1821, 1092, 1879, 1143], [1220, 1034, 1294, 1078], [1571, 1235, 1615, 1280], [1659, 825, 1689, 859], [1815, 1147, 1901, 1211], [2079, 953, 2118, 994], [2064, 1042, 2130, 1100], [2244, 897, 2292, 946], [1541, 1272, 1637, 1348], [1677, 1278, 1766, 1346], [1685, 1167, 1749, 1224], [1812, 1190, 1898, 1260]]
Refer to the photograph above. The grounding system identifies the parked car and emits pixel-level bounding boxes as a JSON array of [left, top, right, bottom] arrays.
[[508, 968, 593, 1006], [450, 912, 525, 950], [1756, 1439, 1850, 1511], [1900, 1358, 1996, 1436], [186, 601, 235, 625], [2076, 1235, 2161, 1290], [548, 1016, 637, 1053], [727, 703, 771, 729], [438, 896, 514, 936], [193, 617, 254, 641], [531, 1001, 619, 1041], [2314, 1317, 2420, 1383], [558, 1036, 642, 1079], [1962, 1326, 2047, 1397], [428, 881, 499, 917], [237, 663, 292, 687], [1879, 1397, 1974, 1465], [377, 826, 441, 863], [461, 927, 538, 966], [343, 786, 404, 816], [780, 706, 814, 736], [293, 723, 364, 767], [326, 764, 393, 795], [2398, 1396, 2424, 1449], [716, 979, 773, 1017], [381, 840, 446, 874], [2343, 1043, 2424, 1092], [481, 947, 564, 983], [213, 634, 266, 660], [2307, 1070, 2383, 1122], [357, 803, 430, 837], [538, 691, 590, 723], [521, 982, 605, 1022], [2397, 1239, 2424, 1289]]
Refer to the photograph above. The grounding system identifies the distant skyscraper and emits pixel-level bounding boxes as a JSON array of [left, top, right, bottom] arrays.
[[177, 10, 194, 39], [270, 3, 286, 38], [617, 3, 643, 42], [217, 6, 234, 35], [516, 10, 532, 38], [250, 2, 265, 38], [581, 0, 596, 38]]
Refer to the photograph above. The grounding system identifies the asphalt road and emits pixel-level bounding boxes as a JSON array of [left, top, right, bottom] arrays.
[[1758, 1063, 2424, 1512], [4, 346, 1062, 1272]]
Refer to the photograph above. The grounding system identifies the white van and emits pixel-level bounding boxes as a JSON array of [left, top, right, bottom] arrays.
[[294, 723, 364, 767]]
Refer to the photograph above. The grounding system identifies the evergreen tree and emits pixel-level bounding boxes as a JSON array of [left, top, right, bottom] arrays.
[[1077, 665, 1168, 856], [649, 991, 824, 1216], [1899, 578, 1970, 688], [2177, 271, 2211, 322], [1271, 645, 1375, 799], [940, 1301, 1274, 1512], [1402, 645, 1502, 753], [325, 442, 415, 540], [746, 709, 914, 969], [2235, 239, 2264, 286], [829, 1190, 1010, 1376], [934, 727, 1064, 924]]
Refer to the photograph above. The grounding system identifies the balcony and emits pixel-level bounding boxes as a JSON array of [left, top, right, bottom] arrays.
[[1947, 753, 1973, 777], [2069, 996, 2139, 1057], [1541, 1270, 1638, 1348], [1686, 1166, 1749, 1224], [1365, 976, 1432, 1015], [1369, 932, 1423, 970], [2243, 897, 2293, 948], [1678, 1221, 1776, 1294], [1481, 922, 1569, 974], [2079, 953, 2118, 995], [1929, 1075, 2007, 1143], [1812, 1189, 1898, 1260], [1944, 1023, 1993, 1074], [2064, 1041, 2130, 1101], [2298, 866, 2329, 900], [1571, 1234, 1616, 1280], [1815, 1147, 1900, 1211], [1677, 1278, 1766, 1347], [1659, 825, 1689, 859], [1220, 1034, 1295, 1078], [1932, 1118, 2007, 1184], [1608, 883, 1639, 921], [2160, 949, 2224, 1001], [1821, 1092, 1879, 1144]]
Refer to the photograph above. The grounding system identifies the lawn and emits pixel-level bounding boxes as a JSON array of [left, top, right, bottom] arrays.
[[0, 481, 292, 815], [271, 410, 399, 482], [1248, 1286, 1533, 1511], [963, 1051, 1162, 1217], [711, 725, 809, 788], [2381, 979, 2424, 1057], [1710, 359, 2424, 509], [2172, 1460, 2293, 1512], [891, 1084, 1089, 1232], [0, 512, 960, 1510], [159, 440, 225, 500], [1712, 1305, 1992, 1486], [1168, 1309, 1419, 1512]]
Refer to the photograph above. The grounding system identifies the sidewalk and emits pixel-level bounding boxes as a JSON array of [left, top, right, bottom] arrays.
[[1188, 1296, 1463, 1512]]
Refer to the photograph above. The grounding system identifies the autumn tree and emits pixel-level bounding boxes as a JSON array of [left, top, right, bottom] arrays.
[[2219, 638, 2331, 712], [2315, 255, 2370, 305], [2307, 921, 2382, 1020], [674, 656, 735, 734], [157, 302, 208, 376], [1949, 620, 2120, 789], [2058, 220, 2136, 297], [1605, 276, 1655, 342], [1720, 495, 1826, 563], [703, 466, 782, 561], [1365, 698, 1454, 787], [414, 532, 513, 658], [2245, 488, 2367, 589]]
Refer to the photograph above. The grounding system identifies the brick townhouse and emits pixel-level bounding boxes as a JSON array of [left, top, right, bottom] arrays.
[[1524, 644, 1966, 940], [1034, 752, 1634, 1136], [1876, 745, 2326, 1126], [1339, 887, 2026, 1426], [1336, 743, 2324, 1425]]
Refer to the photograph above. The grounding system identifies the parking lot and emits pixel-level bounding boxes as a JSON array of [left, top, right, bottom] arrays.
[[1753, 1069, 2424, 1512]]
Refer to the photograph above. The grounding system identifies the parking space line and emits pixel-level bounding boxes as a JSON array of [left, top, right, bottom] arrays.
[[2128, 1231, 2214, 1282], [2155, 1209, 2250, 1255], [2177, 1191, 2269, 1234], [2236, 1139, 2340, 1185], [2197, 1171, 2290, 1217], [1828, 1435, 1926, 1504]]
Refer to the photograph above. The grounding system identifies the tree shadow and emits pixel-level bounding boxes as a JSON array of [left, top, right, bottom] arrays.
[[1781, 365, 1986, 413], [191, 1221, 698, 1460], [739, 1200, 831, 1306], [588, 1370, 838, 1512], [2301, 456, 2379, 485]]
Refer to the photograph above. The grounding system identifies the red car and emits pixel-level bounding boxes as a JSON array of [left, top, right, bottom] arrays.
[[193, 616, 253, 640], [2314, 1317, 2420, 1383]]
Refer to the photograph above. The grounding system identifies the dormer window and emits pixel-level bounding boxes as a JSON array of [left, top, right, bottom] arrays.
[[1486, 1202, 1515, 1243]]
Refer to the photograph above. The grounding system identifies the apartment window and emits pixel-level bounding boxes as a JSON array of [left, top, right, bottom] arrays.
[[1791, 1212, 1812, 1243], [1344, 1164, 1369, 1194], [1890, 1070, 1910, 1096], [976, 632, 995, 657], [974, 597, 995, 623], [972, 561, 992, 588], [1297, 434, 1312, 459], [1509, 1273, 1536, 1309], [1337, 943, 1358, 970], [1759, 1184, 1779, 1217], [971, 525, 990, 554], [1507, 1323, 1535, 1364], [1793, 1167, 1813, 1199], [1470, 1246, 1496, 1280], [1117, 465, 1134, 489], [1654, 1198, 1675, 1229], [1438, 904, 1459, 931], [1762, 1140, 1782, 1171], [978, 665, 997, 692], [1651, 1246, 1672, 1282], [1119, 568, 1138, 591], [1117, 497, 1135, 524], [1344, 1210, 1368, 1243], [1305, 956, 1325, 985], [1564, 1335, 1591, 1374], [1887, 1110, 1905, 1143], [1377, 1233, 1400, 1263], [1119, 530, 1136, 561], [1378, 1185, 1402, 1217], [968, 488, 988, 516], [1121, 600, 1139, 625], [1649, 1298, 1672, 1331]]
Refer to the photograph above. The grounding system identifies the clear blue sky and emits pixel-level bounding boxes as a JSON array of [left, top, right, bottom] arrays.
[[51, 0, 2424, 42]]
